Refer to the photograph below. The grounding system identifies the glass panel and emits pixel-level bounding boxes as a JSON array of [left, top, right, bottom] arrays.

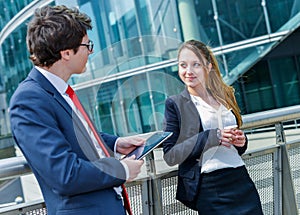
[[244, 82, 260, 113], [195, 0, 267, 46], [122, 75, 148, 134], [231, 81, 245, 114], [1, 23, 30, 102], [194, 0, 219, 47], [269, 57, 300, 107], [81, 67, 183, 136], [217, 0, 266, 44], [239, 55, 300, 115], [0, 0, 34, 30], [96, 81, 119, 134], [221, 41, 278, 83], [71, 36, 182, 85], [72, 0, 182, 83], [267, 0, 299, 32], [134, 92, 153, 133], [254, 61, 275, 110], [242, 61, 275, 113]]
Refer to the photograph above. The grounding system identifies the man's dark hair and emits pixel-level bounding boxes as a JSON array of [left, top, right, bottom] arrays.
[[26, 5, 92, 67]]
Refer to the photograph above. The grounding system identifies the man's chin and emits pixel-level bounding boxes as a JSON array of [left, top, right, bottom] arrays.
[[81, 67, 87, 73]]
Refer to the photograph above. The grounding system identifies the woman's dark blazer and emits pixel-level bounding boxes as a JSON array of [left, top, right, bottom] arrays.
[[163, 88, 248, 208]]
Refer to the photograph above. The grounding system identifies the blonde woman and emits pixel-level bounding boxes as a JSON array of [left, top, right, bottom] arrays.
[[163, 40, 263, 214]]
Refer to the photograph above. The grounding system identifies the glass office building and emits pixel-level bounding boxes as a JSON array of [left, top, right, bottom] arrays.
[[1, 0, 300, 138]]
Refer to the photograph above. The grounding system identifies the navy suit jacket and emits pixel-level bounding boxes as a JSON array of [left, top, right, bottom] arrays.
[[163, 88, 248, 207], [9, 68, 127, 215]]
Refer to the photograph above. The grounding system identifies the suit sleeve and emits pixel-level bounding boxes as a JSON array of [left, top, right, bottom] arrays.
[[9, 85, 126, 196], [100, 132, 118, 151]]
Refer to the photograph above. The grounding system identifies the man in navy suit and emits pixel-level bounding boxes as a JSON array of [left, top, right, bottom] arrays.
[[9, 5, 144, 215]]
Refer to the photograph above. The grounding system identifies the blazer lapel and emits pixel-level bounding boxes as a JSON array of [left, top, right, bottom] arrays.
[[179, 88, 203, 134]]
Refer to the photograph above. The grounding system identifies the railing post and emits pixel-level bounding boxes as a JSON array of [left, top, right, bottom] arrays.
[[273, 145, 282, 215], [145, 151, 163, 215], [141, 180, 150, 215], [275, 123, 298, 215]]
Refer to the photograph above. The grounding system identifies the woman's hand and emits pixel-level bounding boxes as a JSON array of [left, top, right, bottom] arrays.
[[219, 128, 246, 147]]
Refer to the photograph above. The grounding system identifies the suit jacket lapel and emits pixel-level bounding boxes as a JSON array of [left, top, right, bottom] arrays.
[[28, 68, 100, 159]]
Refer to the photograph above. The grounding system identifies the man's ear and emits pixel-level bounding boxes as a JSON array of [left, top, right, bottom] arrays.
[[60, 49, 71, 61]]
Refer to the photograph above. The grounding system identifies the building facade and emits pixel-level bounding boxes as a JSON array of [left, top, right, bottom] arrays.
[[1, 0, 300, 138]]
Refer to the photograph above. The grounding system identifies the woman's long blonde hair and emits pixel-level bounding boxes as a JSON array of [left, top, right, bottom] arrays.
[[178, 40, 242, 127]]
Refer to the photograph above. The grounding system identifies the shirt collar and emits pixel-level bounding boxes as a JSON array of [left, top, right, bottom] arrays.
[[35, 66, 68, 94]]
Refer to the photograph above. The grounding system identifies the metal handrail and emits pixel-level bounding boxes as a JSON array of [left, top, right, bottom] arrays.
[[242, 105, 300, 129], [0, 156, 31, 180], [0, 199, 46, 214], [0, 104, 300, 214], [0, 104, 299, 181]]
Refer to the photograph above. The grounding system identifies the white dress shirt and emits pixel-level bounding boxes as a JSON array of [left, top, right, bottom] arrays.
[[191, 95, 245, 173]]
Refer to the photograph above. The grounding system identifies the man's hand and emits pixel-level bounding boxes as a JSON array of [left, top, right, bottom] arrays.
[[116, 136, 145, 155], [121, 155, 144, 182]]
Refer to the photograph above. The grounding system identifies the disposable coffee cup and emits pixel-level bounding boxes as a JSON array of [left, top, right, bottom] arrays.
[[224, 125, 237, 130]]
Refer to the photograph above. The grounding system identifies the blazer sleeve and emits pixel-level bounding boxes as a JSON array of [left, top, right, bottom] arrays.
[[9, 84, 126, 196], [235, 135, 248, 155], [162, 97, 220, 166]]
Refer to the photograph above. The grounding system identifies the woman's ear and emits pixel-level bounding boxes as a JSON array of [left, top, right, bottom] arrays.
[[207, 62, 212, 73]]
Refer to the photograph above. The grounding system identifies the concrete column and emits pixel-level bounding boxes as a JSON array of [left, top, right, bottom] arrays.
[[177, 0, 201, 41]]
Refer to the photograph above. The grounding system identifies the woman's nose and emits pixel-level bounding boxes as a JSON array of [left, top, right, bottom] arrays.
[[186, 66, 192, 73]]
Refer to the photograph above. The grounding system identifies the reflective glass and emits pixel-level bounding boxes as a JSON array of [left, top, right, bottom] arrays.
[[194, 0, 267, 46], [267, 0, 300, 32], [219, 0, 266, 44], [243, 61, 275, 113], [270, 57, 300, 107], [1, 0, 300, 139], [194, 0, 219, 46], [75, 0, 182, 82]]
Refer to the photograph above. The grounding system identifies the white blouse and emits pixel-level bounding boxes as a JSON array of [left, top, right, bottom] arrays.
[[191, 95, 245, 173]]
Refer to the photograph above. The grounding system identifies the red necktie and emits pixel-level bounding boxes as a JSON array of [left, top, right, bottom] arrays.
[[66, 85, 132, 215]]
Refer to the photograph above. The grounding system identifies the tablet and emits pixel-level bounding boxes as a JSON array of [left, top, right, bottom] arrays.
[[125, 131, 173, 160]]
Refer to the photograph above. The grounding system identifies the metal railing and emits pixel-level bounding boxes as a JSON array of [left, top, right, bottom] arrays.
[[0, 105, 300, 214]]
